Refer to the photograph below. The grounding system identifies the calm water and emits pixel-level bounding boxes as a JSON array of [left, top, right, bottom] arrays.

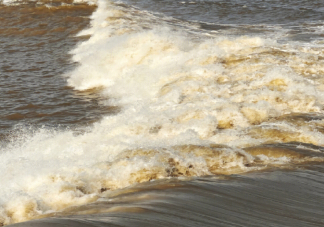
[[1, 0, 324, 226], [0, 1, 116, 137]]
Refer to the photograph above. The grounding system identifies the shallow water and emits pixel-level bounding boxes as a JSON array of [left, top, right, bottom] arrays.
[[1, 0, 324, 226]]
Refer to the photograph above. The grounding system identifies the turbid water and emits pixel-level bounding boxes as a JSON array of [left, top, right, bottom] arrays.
[[1, 0, 324, 226]]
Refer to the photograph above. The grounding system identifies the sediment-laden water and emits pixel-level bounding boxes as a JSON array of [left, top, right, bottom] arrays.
[[1, 0, 324, 226]]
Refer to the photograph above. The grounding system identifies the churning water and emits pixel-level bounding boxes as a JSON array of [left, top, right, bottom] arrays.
[[1, 0, 324, 226]]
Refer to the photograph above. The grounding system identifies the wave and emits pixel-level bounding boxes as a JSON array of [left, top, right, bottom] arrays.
[[2, 0, 324, 225]]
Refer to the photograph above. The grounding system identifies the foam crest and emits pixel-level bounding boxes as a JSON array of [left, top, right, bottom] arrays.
[[64, 0, 324, 151]]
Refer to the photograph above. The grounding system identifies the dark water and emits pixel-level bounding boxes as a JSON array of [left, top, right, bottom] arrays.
[[125, 0, 324, 24], [9, 167, 324, 227], [1, 0, 324, 226]]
